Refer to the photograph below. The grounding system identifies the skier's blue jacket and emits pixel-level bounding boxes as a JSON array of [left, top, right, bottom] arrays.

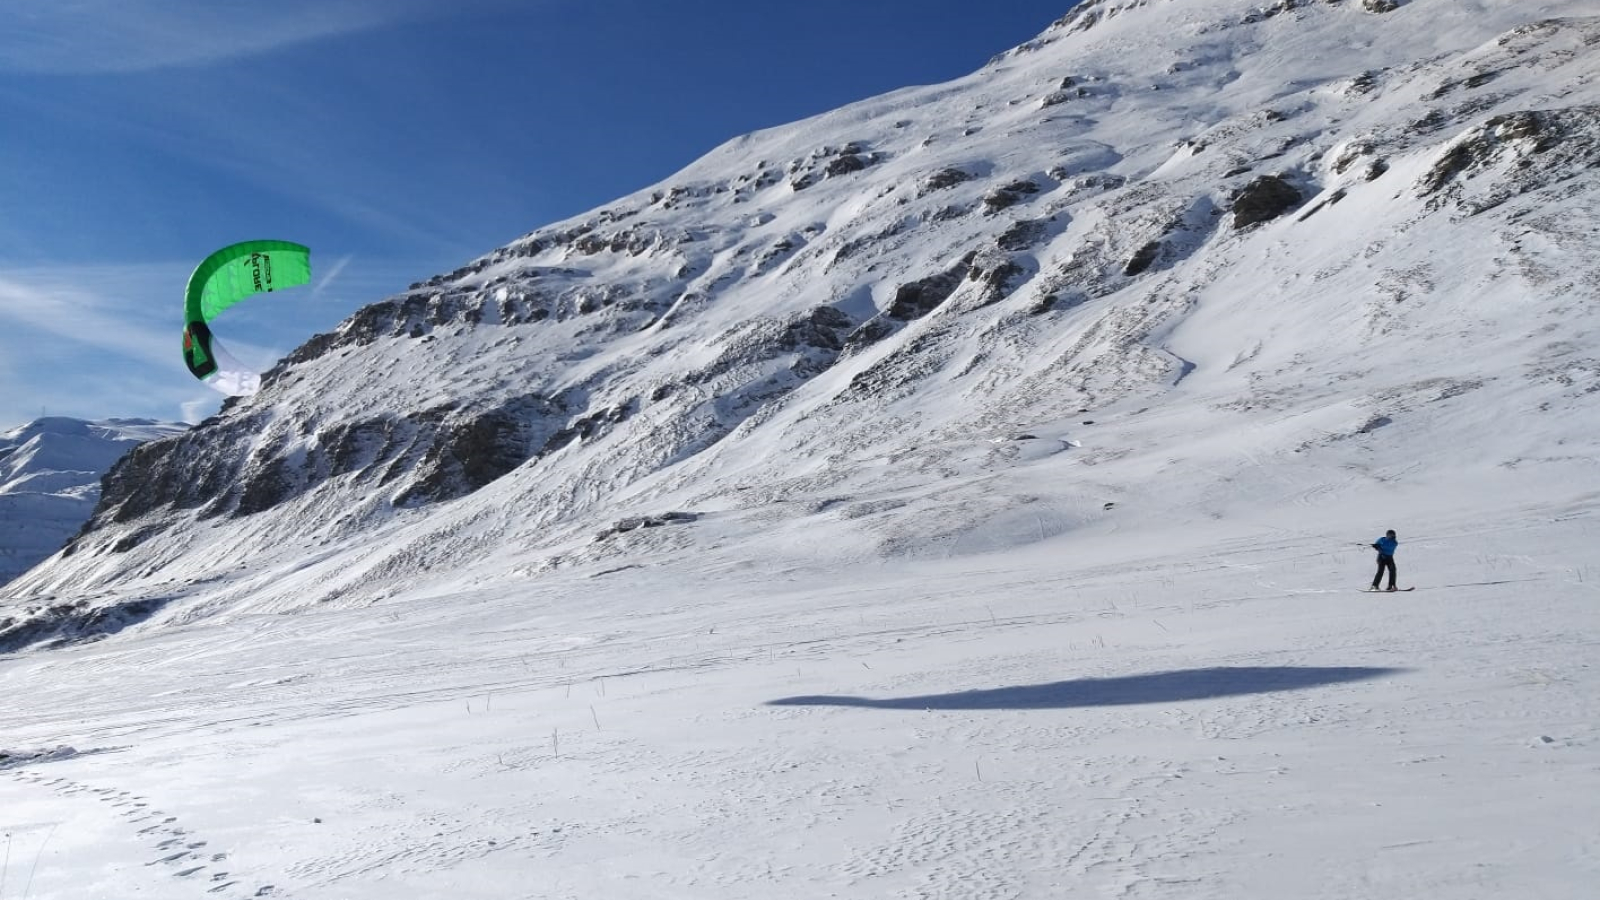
[[1373, 536, 1398, 556]]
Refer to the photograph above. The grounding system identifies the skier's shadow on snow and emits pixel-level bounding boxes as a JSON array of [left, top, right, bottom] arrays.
[[767, 666, 1405, 710]]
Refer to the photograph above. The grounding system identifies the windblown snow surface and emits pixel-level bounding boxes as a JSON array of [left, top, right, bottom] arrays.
[[3, 1, 1598, 897]]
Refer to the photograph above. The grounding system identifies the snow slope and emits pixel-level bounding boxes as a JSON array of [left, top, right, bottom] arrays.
[[1, 1, 1597, 897], [8, 0, 1600, 624], [0, 418, 187, 586], [10, 0, 1600, 626]]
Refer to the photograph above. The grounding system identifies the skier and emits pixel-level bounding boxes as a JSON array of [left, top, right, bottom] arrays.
[[1369, 529, 1399, 591]]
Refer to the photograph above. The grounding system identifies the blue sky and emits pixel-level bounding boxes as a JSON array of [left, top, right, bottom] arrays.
[[1, 0, 1077, 429]]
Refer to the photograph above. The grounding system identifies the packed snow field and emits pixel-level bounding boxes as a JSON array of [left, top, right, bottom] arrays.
[[5, 0, 1600, 895], [3, 451, 1596, 898]]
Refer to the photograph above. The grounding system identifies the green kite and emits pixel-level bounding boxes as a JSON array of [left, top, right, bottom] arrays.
[[182, 240, 311, 396]]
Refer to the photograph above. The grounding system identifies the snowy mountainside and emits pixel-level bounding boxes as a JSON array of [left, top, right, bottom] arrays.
[[5, 0, 1600, 634], [0, 418, 188, 586]]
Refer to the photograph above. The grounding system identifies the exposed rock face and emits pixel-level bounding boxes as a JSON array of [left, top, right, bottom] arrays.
[[1230, 175, 1305, 229], [789, 142, 886, 192], [393, 396, 569, 508], [886, 258, 977, 321], [983, 180, 1043, 213], [1419, 107, 1600, 214], [997, 219, 1051, 252], [0, 596, 167, 653], [85, 394, 576, 531], [1123, 241, 1163, 276], [920, 167, 975, 196], [594, 510, 698, 542]]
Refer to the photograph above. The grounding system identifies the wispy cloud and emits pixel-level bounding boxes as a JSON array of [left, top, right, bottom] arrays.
[[0, 267, 175, 366], [0, 265, 199, 426], [313, 254, 355, 298], [1, 1, 513, 75], [179, 397, 218, 424]]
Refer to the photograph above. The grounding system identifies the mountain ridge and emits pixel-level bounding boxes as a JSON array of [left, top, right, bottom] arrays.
[[4, 0, 1598, 643], [0, 417, 188, 587]]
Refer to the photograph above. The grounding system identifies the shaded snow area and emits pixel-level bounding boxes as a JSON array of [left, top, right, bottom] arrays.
[[2, 1, 1598, 897], [0, 418, 187, 586]]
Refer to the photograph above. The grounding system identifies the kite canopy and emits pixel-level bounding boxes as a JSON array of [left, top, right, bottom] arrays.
[[181, 240, 311, 396]]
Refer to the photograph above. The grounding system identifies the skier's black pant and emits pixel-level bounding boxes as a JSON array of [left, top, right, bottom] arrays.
[[1372, 554, 1396, 590]]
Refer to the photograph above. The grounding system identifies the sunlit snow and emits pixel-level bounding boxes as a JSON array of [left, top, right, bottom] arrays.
[[3, 1, 1598, 897]]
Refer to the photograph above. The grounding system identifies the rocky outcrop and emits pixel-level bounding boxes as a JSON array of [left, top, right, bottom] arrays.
[[919, 167, 975, 196], [594, 510, 698, 542], [983, 180, 1043, 213], [1419, 107, 1600, 214], [0, 595, 169, 653], [997, 219, 1052, 253], [788, 142, 886, 192], [79, 393, 572, 537], [688, 306, 858, 386], [392, 395, 569, 507], [1122, 240, 1163, 276], [1230, 175, 1304, 229]]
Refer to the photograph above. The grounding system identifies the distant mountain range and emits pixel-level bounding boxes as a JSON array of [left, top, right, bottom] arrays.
[[0, 418, 188, 584]]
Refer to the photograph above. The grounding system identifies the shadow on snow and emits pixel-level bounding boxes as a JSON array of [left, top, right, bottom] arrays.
[[767, 665, 1406, 710]]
